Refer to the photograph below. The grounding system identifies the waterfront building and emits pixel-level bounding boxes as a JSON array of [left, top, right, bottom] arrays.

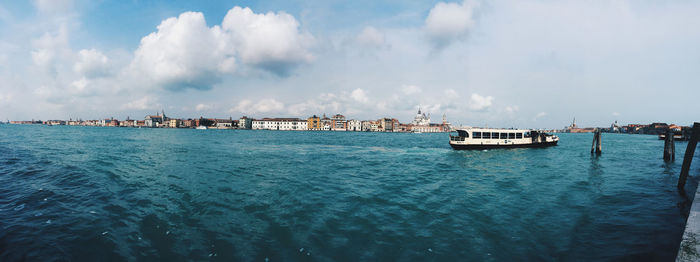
[[442, 114, 451, 128], [253, 118, 307, 130], [408, 124, 446, 133], [239, 116, 252, 129], [47, 120, 65, 126], [321, 114, 332, 131], [347, 119, 361, 131], [331, 114, 347, 131], [252, 119, 263, 130], [214, 118, 234, 128], [145, 114, 163, 127], [120, 119, 136, 127], [307, 115, 321, 130], [181, 119, 195, 128], [412, 108, 431, 126], [169, 119, 181, 128], [379, 118, 397, 132], [369, 121, 382, 132], [361, 120, 373, 131], [403, 112, 450, 133]]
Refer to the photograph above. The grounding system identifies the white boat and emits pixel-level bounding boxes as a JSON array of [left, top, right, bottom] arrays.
[[449, 128, 558, 150], [196, 126, 207, 130]]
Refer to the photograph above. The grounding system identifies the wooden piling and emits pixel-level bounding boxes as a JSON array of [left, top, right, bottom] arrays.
[[678, 122, 700, 190], [664, 128, 675, 161], [591, 129, 602, 155], [591, 129, 596, 154], [596, 130, 602, 154]]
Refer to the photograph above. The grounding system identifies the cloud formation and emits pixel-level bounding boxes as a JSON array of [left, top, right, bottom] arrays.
[[356, 26, 386, 49], [468, 93, 493, 111], [74, 49, 111, 78], [350, 88, 369, 103], [131, 7, 313, 91], [401, 85, 422, 95], [130, 12, 235, 91], [222, 7, 314, 75], [425, 0, 479, 48], [233, 98, 285, 114]]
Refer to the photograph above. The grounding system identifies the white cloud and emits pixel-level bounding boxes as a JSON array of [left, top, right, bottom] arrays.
[[356, 26, 386, 48], [350, 88, 369, 103], [534, 112, 548, 121], [401, 85, 422, 95], [73, 49, 111, 78], [468, 93, 493, 111], [195, 103, 212, 111], [130, 7, 314, 91], [32, 0, 74, 14], [232, 98, 285, 114], [425, 0, 479, 48], [130, 11, 235, 91], [31, 27, 70, 75], [505, 105, 519, 113], [0, 93, 11, 103], [123, 96, 160, 111], [444, 89, 460, 98], [222, 7, 314, 75], [69, 77, 89, 93]]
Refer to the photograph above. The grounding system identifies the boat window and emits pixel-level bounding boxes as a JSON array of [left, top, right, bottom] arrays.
[[473, 132, 482, 139], [483, 132, 490, 139], [500, 133, 507, 139], [516, 133, 523, 139], [457, 130, 469, 137], [524, 132, 531, 138], [508, 133, 515, 139], [491, 132, 498, 139]]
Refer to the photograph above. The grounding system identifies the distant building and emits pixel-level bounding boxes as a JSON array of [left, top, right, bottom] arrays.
[[307, 115, 321, 130], [331, 114, 347, 131], [412, 108, 430, 126], [379, 118, 398, 132], [321, 114, 332, 131], [145, 111, 166, 128], [239, 116, 253, 129], [347, 119, 361, 131], [214, 118, 234, 128], [169, 119, 181, 128], [253, 118, 308, 130], [181, 119, 195, 128]]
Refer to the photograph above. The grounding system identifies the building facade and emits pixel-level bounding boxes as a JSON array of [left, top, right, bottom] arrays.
[[239, 117, 253, 129], [307, 115, 321, 130], [253, 118, 308, 130], [347, 119, 362, 131], [331, 114, 347, 131]]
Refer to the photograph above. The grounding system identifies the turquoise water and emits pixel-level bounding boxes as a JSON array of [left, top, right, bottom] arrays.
[[0, 125, 698, 261]]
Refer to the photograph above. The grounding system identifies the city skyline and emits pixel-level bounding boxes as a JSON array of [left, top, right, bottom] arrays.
[[1, 1, 699, 128]]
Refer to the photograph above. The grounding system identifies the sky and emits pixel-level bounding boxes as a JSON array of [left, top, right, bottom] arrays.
[[0, 0, 699, 129]]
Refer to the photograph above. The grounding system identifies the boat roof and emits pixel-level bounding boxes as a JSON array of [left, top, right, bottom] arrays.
[[455, 128, 532, 132]]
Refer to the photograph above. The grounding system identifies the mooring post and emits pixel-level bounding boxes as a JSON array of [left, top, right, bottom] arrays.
[[596, 130, 602, 154], [672, 132, 676, 161], [591, 129, 602, 155], [664, 128, 674, 161], [591, 129, 597, 154], [678, 122, 700, 190]]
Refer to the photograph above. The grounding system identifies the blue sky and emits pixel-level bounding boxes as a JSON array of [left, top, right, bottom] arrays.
[[0, 0, 699, 128]]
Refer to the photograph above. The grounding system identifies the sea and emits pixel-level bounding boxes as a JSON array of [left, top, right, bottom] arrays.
[[0, 124, 698, 261]]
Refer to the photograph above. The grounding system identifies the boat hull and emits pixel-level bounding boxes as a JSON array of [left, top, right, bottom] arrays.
[[450, 140, 558, 150]]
